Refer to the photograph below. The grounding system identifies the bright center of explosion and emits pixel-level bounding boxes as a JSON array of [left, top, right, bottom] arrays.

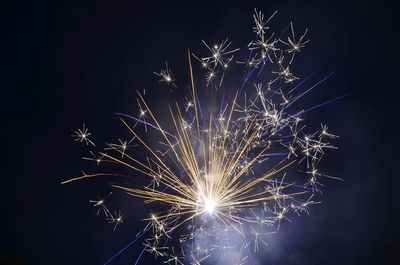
[[204, 199, 216, 215]]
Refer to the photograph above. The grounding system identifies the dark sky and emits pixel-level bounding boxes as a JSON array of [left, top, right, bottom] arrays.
[[1, 0, 399, 264]]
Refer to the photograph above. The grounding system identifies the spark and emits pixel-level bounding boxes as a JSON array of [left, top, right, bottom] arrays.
[[253, 9, 277, 37], [89, 193, 112, 217], [105, 138, 137, 158], [144, 239, 168, 258], [194, 39, 239, 86], [272, 64, 299, 83], [72, 123, 95, 146], [164, 247, 184, 265], [154, 62, 177, 88], [249, 10, 279, 65], [251, 226, 272, 252], [199, 39, 239, 68], [82, 151, 104, 165], [280, 22, 309, 64], [108, 211, 124, 231]]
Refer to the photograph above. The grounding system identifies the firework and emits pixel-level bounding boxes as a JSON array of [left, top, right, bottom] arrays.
[[63, 9, 341, 265]]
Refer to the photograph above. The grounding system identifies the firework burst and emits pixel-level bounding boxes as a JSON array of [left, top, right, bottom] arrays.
[[63, 9, 341, 265]]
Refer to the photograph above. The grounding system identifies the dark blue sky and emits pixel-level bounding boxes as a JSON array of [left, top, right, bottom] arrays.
[[1, 0, 399, 264]]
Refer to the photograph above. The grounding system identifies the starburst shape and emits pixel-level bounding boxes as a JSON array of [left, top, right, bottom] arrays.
[[72, 123, 95, 146], [253, 9, 277, 37], [63, 9, 341, 265], [280, 22, 309, 64], [154, 62, 177, 88]]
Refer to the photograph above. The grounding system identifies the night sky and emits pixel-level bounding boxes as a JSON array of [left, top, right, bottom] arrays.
[[1, 0, 399, 264]]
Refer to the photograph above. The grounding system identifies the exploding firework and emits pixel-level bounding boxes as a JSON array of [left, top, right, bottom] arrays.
[[63, 9, 342, 265]]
